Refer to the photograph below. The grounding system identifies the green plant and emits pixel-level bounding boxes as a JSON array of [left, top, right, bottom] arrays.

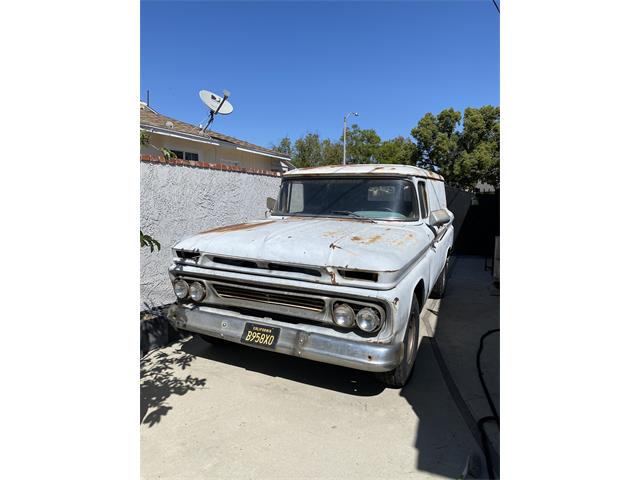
[[140, 230, 161, 252], [140, 129, 167, 253]]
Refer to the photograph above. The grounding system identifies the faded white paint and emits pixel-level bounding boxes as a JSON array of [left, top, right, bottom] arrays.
[[140, 162, 280, 308], [286, 163, 444, 181], [166, 172, 454, 377], [175, 218, 430, 287]]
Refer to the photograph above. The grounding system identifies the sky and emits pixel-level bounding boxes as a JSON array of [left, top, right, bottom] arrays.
[[141, 1, 499, 149]]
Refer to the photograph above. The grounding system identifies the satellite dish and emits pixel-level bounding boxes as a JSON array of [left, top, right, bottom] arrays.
[[199, 89, 233, 115], [198, 89, 233, 133]]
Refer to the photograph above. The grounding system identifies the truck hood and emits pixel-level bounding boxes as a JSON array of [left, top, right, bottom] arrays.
[[174, 217, 433, 273]]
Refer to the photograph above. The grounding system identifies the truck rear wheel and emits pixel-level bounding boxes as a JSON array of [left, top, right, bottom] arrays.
[[375, 294, 420, 388]]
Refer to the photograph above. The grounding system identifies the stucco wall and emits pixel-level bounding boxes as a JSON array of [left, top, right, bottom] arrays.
[[140, 161, 281, 308]]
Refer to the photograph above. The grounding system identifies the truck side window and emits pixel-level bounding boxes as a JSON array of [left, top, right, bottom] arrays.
[[418, 182, 428, 218]]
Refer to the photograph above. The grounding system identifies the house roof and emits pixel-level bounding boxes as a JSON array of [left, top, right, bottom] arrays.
[[284, 164, 444, 181], [140, 103, 291, 161]]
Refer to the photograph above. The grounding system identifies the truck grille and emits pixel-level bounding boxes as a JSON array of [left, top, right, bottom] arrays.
[[210, 281, 325, 312]]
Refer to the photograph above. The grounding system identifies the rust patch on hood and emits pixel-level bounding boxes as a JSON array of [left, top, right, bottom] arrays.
[[371, 165, 397, 171], [392, 233, 416, 246], [198, 221, 275, 235], [351, 234, 383, 244]]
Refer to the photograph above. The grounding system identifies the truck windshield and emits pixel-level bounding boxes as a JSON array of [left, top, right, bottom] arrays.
[[273, 177, 419, 221]]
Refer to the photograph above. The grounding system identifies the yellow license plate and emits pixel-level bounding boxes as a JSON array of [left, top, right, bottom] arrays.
[[240, 323, 280, 349]]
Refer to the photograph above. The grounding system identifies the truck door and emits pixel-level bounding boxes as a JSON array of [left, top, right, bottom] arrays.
[[425, 179, 450, 290], [417, 180, 438, 293]]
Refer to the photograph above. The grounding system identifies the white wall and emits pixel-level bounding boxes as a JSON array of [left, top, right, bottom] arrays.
[[140, 161, 281, 308]]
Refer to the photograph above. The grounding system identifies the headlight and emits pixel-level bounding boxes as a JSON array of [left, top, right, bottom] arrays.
[[173, 279, 189, 299], [189, 282, 206, 302], [356, 307, 381, 332], [333, 303, 355, 328]]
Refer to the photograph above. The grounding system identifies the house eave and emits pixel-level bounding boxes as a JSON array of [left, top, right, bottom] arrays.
[[141, 123, 293, 167]]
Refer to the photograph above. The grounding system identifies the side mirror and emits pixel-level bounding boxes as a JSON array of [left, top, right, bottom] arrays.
[[266, 197, 276, 211], [428, 209, 451, 227]]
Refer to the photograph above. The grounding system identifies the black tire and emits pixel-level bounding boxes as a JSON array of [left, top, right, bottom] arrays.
[[375, 294, 421, 388], [430, 256, 449, 299], [199, 333, 222, 345]]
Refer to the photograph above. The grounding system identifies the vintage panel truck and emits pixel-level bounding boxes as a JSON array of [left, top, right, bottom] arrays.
[[167, 164, 453, 387]]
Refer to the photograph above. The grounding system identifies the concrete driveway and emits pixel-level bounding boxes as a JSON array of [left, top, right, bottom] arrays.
[[141, 256, 499, 479]]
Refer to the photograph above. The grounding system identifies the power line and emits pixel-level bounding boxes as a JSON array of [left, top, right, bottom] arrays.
[[492, 0, 500, 13]]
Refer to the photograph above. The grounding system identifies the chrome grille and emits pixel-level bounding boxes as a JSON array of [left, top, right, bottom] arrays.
[[210, 281, 325, 312]]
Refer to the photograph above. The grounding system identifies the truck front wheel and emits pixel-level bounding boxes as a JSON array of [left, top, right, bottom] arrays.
[[375, 294, 420, 388]]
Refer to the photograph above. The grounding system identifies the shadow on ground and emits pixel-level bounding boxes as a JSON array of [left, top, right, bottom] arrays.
[[141, 256, 498, 477], [180, 335, 385, 396], [140, 347, 207, 427], [401, 337, 484, 479], [401, 255, 499, 478], [178, 334, 483, 478]]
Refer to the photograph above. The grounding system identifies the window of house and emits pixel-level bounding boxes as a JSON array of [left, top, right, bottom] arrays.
[[170, 150, 199, 161]]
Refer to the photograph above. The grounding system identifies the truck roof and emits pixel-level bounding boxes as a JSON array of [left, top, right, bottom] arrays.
[[283, 164, 444, 181]]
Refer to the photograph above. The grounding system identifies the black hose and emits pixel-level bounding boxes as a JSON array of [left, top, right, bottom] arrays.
[[477, 329, 500, 423], [476, 328, 500, 478]]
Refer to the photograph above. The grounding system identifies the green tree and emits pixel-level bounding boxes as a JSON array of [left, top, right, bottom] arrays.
[[271, 105, 499, 188], [321, 138, 343, 165], [376, 136, 420, 165], [272, 136, 293, 157], [293, 133, 323, 167], [410, 108, 461, 171], [278, 133, 344, 168], [411, 106, 499, 189], [345, 124, 381, 164]]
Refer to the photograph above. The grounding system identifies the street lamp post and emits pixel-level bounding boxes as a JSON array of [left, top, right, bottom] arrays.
[[343, 112, 359, 165]]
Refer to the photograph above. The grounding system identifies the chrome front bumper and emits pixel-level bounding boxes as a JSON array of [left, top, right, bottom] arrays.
[[167, 304, 403, 373]]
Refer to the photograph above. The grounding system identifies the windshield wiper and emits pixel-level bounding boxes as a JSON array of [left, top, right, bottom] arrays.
[[331, 210, 376, 223]]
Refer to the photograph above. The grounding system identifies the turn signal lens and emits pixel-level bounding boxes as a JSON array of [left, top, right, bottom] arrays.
[[356, 307, 381, 332], [333, 303, 355, 328]]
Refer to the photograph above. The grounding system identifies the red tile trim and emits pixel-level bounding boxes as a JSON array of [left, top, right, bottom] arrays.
[[140, 154, 282, 177]]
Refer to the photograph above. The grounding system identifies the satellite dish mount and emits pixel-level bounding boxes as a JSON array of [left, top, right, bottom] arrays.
[[199, 89, 233, 133]]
